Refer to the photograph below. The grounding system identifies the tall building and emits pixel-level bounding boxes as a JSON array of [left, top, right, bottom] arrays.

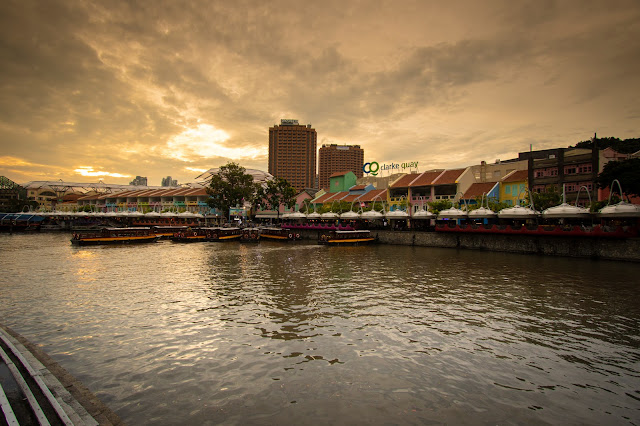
[[129, 176, 147, 186], [318, 144, 364, 190], [268, 119, 317, 191], [161, 176, 178, 187]]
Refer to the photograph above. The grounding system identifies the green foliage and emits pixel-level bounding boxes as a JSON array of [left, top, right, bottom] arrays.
[[573, 136, 640, 154], [206, 162, 258, 219], [255, 177, 296, 218], [467, 197, 511, 212], [596, 158, 640, 199], [362, 201, 386, 212], [487, 200, 512, 212], [526, 186, 562, 211], [427, 200, 452, 215], [334, 201, 353, 213], [590, 196, 621, 212], [394, 198, 411, 210], [3, 198, 38, 213]]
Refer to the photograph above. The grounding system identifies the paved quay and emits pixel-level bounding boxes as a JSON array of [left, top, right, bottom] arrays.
[[0, 324, 123, 425]]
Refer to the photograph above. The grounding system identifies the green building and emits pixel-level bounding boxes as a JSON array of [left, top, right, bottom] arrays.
[[328, 171, 357, 193]]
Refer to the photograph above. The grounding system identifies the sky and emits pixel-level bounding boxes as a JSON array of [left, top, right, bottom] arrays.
[[1, 0, 639, 186]]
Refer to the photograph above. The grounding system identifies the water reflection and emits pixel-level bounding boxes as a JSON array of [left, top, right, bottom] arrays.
[[1, 234, 639, 425]]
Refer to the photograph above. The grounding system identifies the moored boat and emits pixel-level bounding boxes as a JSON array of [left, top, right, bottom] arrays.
[[239, 228, 261, 243], [171, 227, 210, 243], [319, 230, 377, 245], [70, 227, 158, 245], [152, 225, 190, 239], [259, 227, 301, 241], [206, 227, 242, 242]]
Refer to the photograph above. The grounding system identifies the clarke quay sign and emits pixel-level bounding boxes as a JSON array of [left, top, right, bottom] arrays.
[[362, 161, 419, 176]]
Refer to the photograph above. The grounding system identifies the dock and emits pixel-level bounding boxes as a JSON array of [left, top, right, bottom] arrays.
[[0, 325, 123, 425]]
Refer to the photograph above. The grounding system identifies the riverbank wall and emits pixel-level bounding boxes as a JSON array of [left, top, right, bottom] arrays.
[[0, 324, 123, 425], [297, 229, 640, 262]]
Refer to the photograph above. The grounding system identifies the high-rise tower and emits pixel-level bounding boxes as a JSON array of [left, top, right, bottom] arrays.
[[268, 119, 317, 191], [318, 144, 364, 190]]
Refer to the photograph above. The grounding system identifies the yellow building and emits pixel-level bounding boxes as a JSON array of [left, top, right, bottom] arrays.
[[500, 170, 528, 206]]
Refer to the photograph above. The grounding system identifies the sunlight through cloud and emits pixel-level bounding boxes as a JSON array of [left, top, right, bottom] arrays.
[[74, 167, 131, 178], [165, 124, 264, 162]]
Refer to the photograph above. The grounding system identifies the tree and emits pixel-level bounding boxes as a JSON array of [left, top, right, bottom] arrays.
[[526, 186, 562, 211], [573, 136, 640, 154], [467, 197, 511, 212], [427, 200, 452, 215], [255, 177, 296, 220], [596, 158, 640, 200], [206, 162, 258, 220]]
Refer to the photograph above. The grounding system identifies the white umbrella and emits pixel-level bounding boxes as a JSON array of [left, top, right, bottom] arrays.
[[320, 212, 339, 219], [543, 203, 591, 219], [468, 207, 497, 219], [385, 210, 409, 219], [360, 210, 384, 220], [288, 211, 307, 219], [598, 202, 640, 218], [438, 207, 468, 219], [412, 209, 435, 219], [498, 205, 539, 219], [340, 210, 360, 219]]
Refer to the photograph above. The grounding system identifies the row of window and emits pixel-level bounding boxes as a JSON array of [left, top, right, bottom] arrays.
[[532, 182, 594, 193], [504, 183, 526, 196], [534, 163, 593, 178]]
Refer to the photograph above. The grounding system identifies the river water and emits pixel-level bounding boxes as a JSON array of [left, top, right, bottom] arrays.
[[1, 233, 639, 425]]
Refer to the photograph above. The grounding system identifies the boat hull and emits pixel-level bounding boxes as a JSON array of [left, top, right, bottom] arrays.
[[324, 238, 376, 246], [71, 235, 159, 245]]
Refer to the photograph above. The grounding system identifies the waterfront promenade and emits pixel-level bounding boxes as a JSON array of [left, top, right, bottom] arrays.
[[290, 228, 640, 262], [0, 324, 122, 425]]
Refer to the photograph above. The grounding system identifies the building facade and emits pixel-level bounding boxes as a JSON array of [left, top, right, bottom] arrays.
[[0, 176, 28, 212], [500, 170, 528, 206], [130, 176, 148, 186], [318, 144, 364, 190], [519, 147, 599, 206], [161, 176, 178, 187], [328, 171, 357, 193], [268, 119, 317, 191]]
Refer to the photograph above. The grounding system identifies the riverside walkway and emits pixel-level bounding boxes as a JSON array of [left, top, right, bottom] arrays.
[[0, 325, 122, 425]]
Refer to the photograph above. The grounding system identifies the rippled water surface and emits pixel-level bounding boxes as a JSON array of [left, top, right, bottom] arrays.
[[1, 233, 639, 424]]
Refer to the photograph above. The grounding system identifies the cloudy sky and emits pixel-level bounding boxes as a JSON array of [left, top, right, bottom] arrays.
[[1, 0, 639, 186]]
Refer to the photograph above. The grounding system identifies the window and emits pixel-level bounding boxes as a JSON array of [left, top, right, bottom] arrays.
[[505, 184, 511, 194], [578, 164, 593, 174]]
